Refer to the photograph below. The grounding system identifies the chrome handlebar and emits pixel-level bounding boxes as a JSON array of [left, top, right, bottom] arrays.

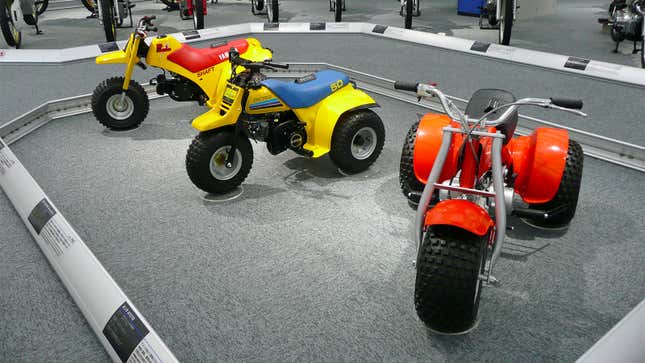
[[413, 83, 587, 130]]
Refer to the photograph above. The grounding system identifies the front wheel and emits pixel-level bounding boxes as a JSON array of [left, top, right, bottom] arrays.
[[91, 77, 149, 130], [527, 139, 583, 228], [251, 0, 264, 14], [99, 0, 116, 42], [334, 0, 342, 22], [330, 109, 385, 174], [186, 131, 254, 194], [266, 0, 278, 22], [0, 0, 21, 48], [404, 0, 413, 29], [498, 0, 513, 45], [192, 0, 204, 29], [415, 225, 488, 334]]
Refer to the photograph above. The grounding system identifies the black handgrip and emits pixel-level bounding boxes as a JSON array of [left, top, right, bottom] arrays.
[[394, 81, 418, 92], [551, 98, 583, 110], [265, 62, 289, 69], [147, 26, 157, 32], [149, 16, 156, 20]]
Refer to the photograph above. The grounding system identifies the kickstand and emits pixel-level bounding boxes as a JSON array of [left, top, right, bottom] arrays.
[[34, 23, 43, 35]]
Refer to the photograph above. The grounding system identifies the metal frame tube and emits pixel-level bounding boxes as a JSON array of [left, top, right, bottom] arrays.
[[415, 128, 453, 251]]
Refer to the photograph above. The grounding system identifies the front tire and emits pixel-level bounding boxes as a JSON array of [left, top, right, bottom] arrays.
[[266, 0, 278, 23], [100, 0, 116, 42], [91, 77, 149, 130], [251, 0, 264, 14], [0, 0, 21, 48], [192, 0, 204, 29], [330, 109, 385, 174], [415, 226, 487, 334], [334, 0, 342, 22], [527, 140, 584, 228], [404, 0, 413, 29], [498, 0, 513, 45], [186, 131, 254, 194]]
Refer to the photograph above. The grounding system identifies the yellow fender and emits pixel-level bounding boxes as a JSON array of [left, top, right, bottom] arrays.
[[294, 84, 378, 157], [192, 85, 244, 131], [96, 50, 133, 65]]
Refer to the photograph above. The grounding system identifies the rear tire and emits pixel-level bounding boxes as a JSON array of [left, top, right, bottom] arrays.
[[81, 0, 96, 13], [186, 131, 254, 194], [92, 77, 149, 131], [266, 0, 278, 23], [334, 0, 342, 22], [404, 0, 413, 29], [0, 0, 21, 48], [527, 140, 584, 228], [499, 0, 513, 45], [415, 226, 487, 334], [100, 0, 116, 42], [192, 0, 204, 29], [399, 121, 426, 204], [35, 0, 48, 15], [330, 109, 385, 174]]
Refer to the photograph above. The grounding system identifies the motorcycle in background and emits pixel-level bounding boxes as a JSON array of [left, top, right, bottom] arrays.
[[400, 0, 420, 29], [0, 0, 43, 48], [599, 0, 644, 67], [479, 0, 518, 45], [159, 0, 207, 30], [330, 0, 346, 22], [93, 0, 134, 42], [251, 0, 279, 23]]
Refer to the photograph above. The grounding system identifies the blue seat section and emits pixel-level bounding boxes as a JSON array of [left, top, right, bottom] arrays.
[[261, 70, 351, 109]]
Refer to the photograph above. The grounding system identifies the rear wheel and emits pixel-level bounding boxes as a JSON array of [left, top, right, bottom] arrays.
[[330, 109, 385, 174], [0, 0, 21, 48], [334, 0, 342, 22], [35, 0, 48, 15], [251, 0, 264, 14], [81, 0, 96, 12], [404, 0, 413, 29], [527, 140, 584, 228], [266, 0, 278, 23], [92, 77, 149, 130], [415, 225, 487, 334], [100, 0, 116, 42], [186, 131, 254, 194], [498, 0, 513, 45], [192, 0, 204, 29], [399, 121, 426, 204]]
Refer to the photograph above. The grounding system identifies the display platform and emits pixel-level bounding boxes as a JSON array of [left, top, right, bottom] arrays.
[[1, 19, 644, 362], [1, 92, 644, 361]]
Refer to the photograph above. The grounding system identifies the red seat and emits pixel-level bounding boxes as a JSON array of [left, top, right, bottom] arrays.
[[167, 39, 250, 73]]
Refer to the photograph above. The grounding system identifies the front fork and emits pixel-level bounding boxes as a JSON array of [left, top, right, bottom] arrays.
[[225, 88, 250, 167], [414, 127, 506, 277], [118, 36, 140, 104]]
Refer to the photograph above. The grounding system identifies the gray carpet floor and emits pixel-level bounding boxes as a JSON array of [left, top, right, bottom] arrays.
[[1, 94, 644, 362]]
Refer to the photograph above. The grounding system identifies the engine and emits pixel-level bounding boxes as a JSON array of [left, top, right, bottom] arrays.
[[244, 114, 307, 155], [610, 0, 644, 42], [153, 74, 207, 104]]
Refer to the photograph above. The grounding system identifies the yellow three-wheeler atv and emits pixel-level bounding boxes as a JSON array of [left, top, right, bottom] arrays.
[[185, 48, 385, 194], [91, 16, 273, 130]]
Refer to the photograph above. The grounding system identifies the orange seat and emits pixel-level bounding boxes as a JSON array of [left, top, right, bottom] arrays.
[[167, 38, 250, 73]]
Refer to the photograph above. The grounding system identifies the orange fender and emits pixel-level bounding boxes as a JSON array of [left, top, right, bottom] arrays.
[[413, 114, 462, 184], [507, 128, 569, 204], [425, 200, 493, 236]]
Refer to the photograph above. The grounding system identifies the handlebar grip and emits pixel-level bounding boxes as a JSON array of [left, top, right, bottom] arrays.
[[267, 63, 289, 69], [394, 81, 419, 92], [148, 26, 158, 32], [551, 98, 583, 110], [149, 16, 156, 20]]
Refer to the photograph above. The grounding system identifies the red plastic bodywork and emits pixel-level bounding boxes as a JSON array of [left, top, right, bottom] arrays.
[[424, 200, 494, 236], [167, 39, 249, 73], [413, 114, 462, 184], [507, 128, 569, 204]]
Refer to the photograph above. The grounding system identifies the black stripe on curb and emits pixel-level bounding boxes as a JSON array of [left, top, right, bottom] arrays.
[[182, 30, 201, 40], [310, 22, 326, 31], [98, 42, 119, 53], [264, 23, 280, 31], [470, 41, 491, 53], [564, 57, 590, 71], [372, 25, 388, 34]]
